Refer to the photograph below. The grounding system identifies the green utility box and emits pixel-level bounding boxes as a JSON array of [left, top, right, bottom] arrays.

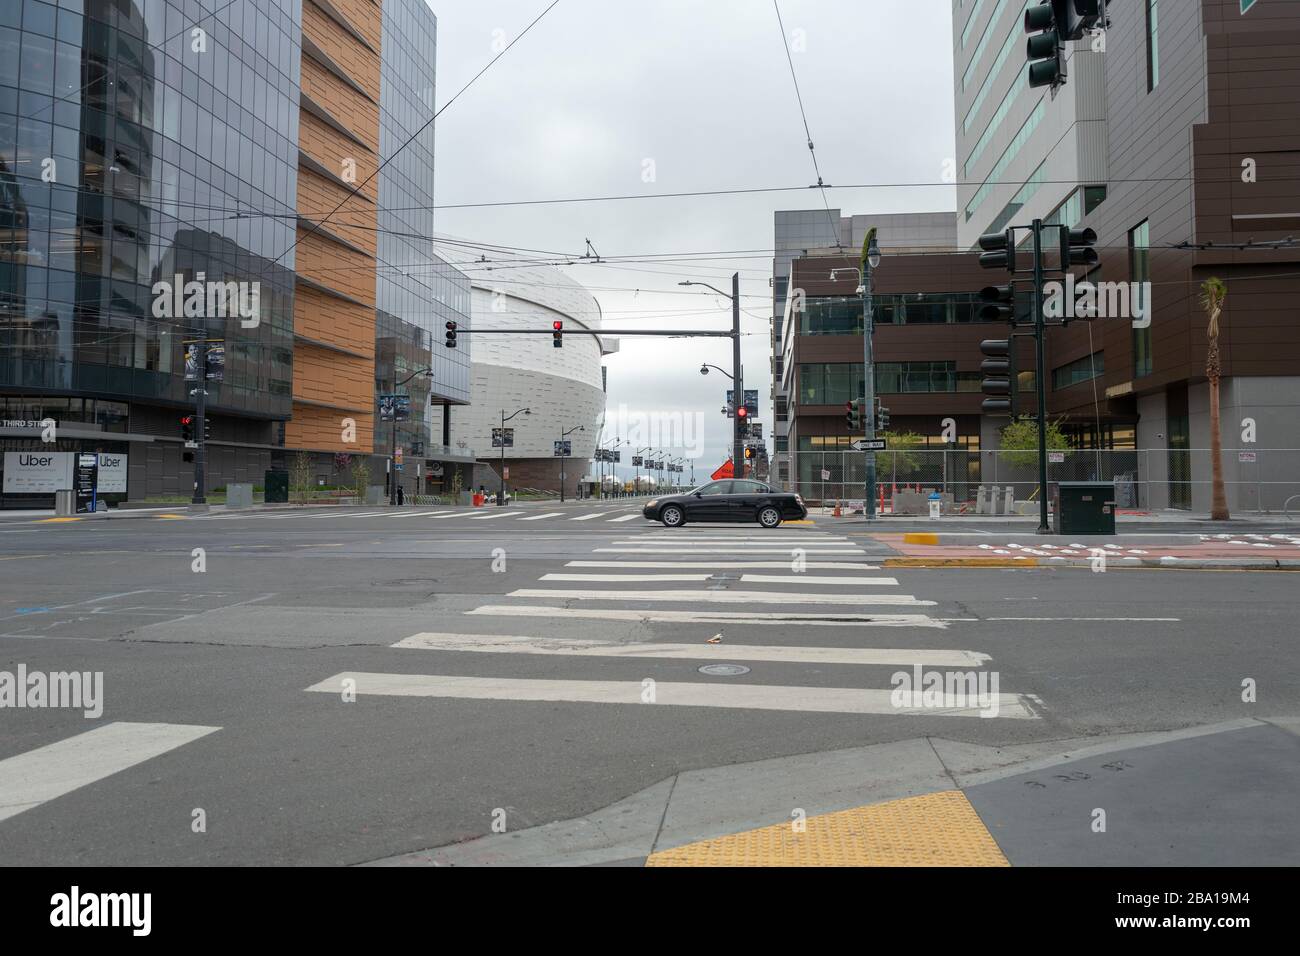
[[264, 469, 289, 503], [1052, 481, 1116, 535]]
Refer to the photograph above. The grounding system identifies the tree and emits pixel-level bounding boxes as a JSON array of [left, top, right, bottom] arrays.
[[349, 457, 371, 504], [874, 429, 926, 475], [998, 416, 1069, 469], [1201, 276, 1230, 520], [290, 451, 313, 504]]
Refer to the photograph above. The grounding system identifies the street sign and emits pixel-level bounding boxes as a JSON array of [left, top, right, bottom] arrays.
[[1048, 451, 1065, 463], [851, 439, 887, 451], [820, 469, 831, 480], [554, 440, 571, 457], [632, 456, 643, 466], [378, 394, 411, 422], [1239, 451, 1257, 463], [492, 427, 514, 448], [74, 452, 98, 514]]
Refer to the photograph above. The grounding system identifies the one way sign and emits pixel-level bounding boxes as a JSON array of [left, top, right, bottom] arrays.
[[852, 439, 887, 451]]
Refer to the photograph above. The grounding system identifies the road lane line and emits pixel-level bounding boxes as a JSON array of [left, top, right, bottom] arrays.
[[565, 560, 882, 570], [305, 673, 1035, 718], [0, 722, 221, 824], [392, 632, 990, 666], [739, 574, 898, 585], [467, 605, 948, 627], [508, 588, 933, 606], [593, 548, 864, 555], [539, 572, 713, 582]]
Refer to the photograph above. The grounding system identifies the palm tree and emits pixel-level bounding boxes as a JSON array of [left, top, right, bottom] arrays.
[[1200, 276, 1229, 520]]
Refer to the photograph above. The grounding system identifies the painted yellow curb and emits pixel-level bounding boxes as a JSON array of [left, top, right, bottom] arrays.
[[784, 519, 814, 525], [155, 514, 187, 520], [902, 532, 939, 545], [646, 790, 1008, 867], [884, 557, 1038, 568], [36, 517, 82, 523]]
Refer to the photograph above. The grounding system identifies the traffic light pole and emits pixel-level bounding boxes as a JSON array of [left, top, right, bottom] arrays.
[[862, 260, 877, 520], [731, 272, 744, 478], [1032, 219, 1050, 534], [192, 338, 207, 505]]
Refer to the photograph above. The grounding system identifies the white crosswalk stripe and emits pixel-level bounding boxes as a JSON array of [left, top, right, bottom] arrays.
[[466, 511, 521, 520], [306, 672, 1035, 719], [392, 632, 989, 666], [301, 526, 1044, 721], [569, 512, 606, 520], [607, 514, 643, 522], [519, 512, 565, 521], [0, 722, 220, 823]]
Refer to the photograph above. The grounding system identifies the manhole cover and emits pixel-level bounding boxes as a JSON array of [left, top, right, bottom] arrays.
[[698, 664, 751, 676]]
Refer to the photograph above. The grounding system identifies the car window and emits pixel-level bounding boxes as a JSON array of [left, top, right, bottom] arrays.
[[733, 480, 769, 494], [697, 482, 731, 496]]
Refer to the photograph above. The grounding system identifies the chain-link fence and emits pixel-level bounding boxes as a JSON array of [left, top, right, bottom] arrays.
[[786, 448, 1300, 514]]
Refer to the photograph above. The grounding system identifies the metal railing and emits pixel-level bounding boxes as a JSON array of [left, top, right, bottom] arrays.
[[785, 448, 1300, 514]]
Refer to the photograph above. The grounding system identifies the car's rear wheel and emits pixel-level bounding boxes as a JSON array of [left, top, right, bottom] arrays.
[[757, 505, 782, 528], [661, 505, 685, 527]]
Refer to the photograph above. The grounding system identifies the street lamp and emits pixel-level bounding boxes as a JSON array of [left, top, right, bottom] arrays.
[[856, 229, 883, 519], [559, 424, 583, 502], [387, 367, 432, 506], [680, 274, 743, 478], [498, 406, 530, 506], [635, 446, 652, 495]]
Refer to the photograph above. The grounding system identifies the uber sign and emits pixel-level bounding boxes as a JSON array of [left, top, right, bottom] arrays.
[[3, 451, 74, 493]]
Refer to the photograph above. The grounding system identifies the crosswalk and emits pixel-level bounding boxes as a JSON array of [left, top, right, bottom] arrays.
[[187, 505, 654, 524], [305, 527, 1044, 721]]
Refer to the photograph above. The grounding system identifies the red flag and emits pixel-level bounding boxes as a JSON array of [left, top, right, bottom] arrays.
[[710, 459, 734, 480]]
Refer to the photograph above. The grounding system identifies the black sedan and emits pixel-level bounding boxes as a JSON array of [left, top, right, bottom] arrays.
[[642, 479, 807, 528]]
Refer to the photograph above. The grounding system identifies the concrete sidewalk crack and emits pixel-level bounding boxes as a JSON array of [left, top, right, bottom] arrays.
[[648, 773, 680, 857]]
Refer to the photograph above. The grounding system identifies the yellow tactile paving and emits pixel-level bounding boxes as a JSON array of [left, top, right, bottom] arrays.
[[645, 790, 1009, 867], [36, 517, 82, 523]]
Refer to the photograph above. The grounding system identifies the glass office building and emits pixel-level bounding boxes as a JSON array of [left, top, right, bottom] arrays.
[[374, 0, 471, 484], [1, 0, 301, 503]]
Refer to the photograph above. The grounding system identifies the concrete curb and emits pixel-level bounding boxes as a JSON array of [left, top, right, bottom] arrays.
[[360, 717, 1292, 867], [882, 556, 1300, 570]]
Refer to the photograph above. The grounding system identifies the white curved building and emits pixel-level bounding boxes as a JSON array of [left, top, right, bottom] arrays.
[[429, 260, 610, 495]]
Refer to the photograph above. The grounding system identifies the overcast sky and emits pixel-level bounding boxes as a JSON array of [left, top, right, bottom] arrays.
[[428, 0, 956, 477]]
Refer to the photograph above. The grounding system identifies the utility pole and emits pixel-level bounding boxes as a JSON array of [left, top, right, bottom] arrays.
[[1032, 219, 1050, 534], [731, 272, 744, 479], [191, 338, 208, 505], [861, 231, 880, 520]]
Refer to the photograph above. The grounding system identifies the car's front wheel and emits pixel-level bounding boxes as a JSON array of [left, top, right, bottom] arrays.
[[661, 505, 685, 527], [757, 505, 782, 528]]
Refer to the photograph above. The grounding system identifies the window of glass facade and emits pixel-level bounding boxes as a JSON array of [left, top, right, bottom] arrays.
[[962, 0, 1034, 133], [1129, 220, 1152, 377], [2, 0, 302, 422], [1146, 0, 1160, 91], [966, 99, 1046, 220], [876, 361, 981, 394], [1052, 351, 1105, 389], [798, 362, 863, 406]]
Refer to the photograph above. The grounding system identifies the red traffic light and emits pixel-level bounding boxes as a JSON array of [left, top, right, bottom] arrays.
[[180, 415, 193, 425], [736, 406, 747, 418], [552, 320, 562, 331]]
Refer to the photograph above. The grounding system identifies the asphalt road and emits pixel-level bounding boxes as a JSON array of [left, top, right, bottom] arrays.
[[1, 501, 1296, 864]]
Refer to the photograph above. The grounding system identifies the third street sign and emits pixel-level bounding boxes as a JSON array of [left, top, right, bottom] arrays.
[[852, 439, 887, 451]]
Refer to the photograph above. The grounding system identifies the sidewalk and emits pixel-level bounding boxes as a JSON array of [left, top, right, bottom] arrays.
[[365, 716, 1300, 867]]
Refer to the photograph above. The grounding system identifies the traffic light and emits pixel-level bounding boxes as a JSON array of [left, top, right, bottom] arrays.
[[977, 228, 1017, 272], [736, 404, 748, 424], [978, 283, 1017, 324], [1060, 225, 1099, 267], [203, 418, 211, 441], [552, 320, 563, 348], [444, 320, 457, 348], [845, 398, 863, 431], [180, 415, 193, 442], [1061, 0, 1101, 40], [744, 446, 754, 461], [875, 402, 891, 432], [980, 339, 1016, 415], [1025, 1, 1065, 90]]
